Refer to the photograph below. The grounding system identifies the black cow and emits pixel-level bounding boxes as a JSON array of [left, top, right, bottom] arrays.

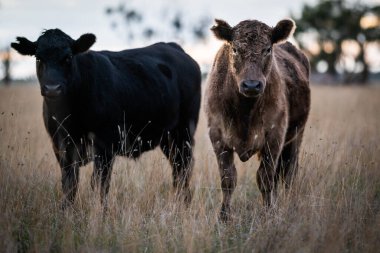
[[11, 29, 201, 209]]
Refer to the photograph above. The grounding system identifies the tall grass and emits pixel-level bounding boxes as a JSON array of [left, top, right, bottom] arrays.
[[0, 84, 379, 252]]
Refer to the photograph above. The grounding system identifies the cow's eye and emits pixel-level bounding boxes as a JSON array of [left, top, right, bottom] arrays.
[[36, 57, 41, 63], [65, 55, 73, 63], [265, 47, 272, 55], [232, 47, 238, 55]]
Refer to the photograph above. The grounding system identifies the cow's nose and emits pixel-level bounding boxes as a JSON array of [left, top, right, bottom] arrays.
[[45, 84, 62, 91], [241, 80, 263, 92], [42, 84, 62, 97]]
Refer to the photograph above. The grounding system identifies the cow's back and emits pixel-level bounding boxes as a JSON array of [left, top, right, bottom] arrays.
[[275, 42, 310, 138], [100, 43, 201, 112], [127, 43, 202, 132], [72, 43, 201, 153]]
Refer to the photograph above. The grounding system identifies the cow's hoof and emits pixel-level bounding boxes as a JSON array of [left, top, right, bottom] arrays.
[[174, 188, 192, 207], [219, 206, 232, 223]]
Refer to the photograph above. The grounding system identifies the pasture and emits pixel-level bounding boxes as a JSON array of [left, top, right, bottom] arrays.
[[0, 83, 379, 252]]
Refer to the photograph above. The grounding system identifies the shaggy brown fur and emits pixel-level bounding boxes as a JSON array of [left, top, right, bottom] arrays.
[[206, 19, 310, 221]]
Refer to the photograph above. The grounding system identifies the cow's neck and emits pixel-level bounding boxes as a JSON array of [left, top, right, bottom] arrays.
[[43, 96, 72, 125], [220, 79, 258, 136], [237, 92, 262, 119]]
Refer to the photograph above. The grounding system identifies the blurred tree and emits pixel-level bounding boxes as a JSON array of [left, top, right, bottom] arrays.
[[105, 2, 210, 46], [193, 17, 211, 41], [106, 3, 143, 42], [172, 13, 183, 37], [1, 47, 11, 85], [293, 0, 380, 83], [0, 2, 12, 85]]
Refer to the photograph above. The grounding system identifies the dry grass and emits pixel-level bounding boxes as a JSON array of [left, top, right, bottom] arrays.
[[0, 83, 379, 252]]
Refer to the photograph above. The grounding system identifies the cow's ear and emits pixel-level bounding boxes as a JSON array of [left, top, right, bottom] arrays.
[[211, 19, 233, 42], [10, 37, 36, 56], [72, 33, 96, 54], [271, 19, 295, 44]]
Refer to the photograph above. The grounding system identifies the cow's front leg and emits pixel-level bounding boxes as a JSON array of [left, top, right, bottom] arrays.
[[209, 128, 237, 221], [91, 151, 115, 210], [256, 129, 286, 207], [61, 164, 80, 209], [53, 142, 81, 209]]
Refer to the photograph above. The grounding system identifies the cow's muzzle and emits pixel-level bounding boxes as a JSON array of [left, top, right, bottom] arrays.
[[41, 84, 63, 97], [239, 80, 264, 97]]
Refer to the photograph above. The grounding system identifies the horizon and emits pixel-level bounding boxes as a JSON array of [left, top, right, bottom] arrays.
[[1, 0, 379, 79]]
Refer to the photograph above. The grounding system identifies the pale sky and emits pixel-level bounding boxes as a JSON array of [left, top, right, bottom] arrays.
[[0, 0, 378, 78]]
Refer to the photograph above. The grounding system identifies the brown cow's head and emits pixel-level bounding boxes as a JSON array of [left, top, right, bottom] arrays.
[[211, 19, 295, 97]]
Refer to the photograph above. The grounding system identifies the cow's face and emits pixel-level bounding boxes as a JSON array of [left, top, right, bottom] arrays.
[[211, 19, 295, 98], [11, 29, 96, 98]]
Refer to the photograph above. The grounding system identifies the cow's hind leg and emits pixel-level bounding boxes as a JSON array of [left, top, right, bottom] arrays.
[[91, 151, 115, 210], [276, 130, 304, 189], [209, 128, 237, 222], [160, 128, 194, 205]]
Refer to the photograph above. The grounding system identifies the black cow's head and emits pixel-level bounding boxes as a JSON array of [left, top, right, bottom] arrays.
[[11, 29, 96, 98], [211, 19, 295, 98]]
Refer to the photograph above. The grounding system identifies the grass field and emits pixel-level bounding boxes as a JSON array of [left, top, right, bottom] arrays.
[[0, 83, 379, 252]]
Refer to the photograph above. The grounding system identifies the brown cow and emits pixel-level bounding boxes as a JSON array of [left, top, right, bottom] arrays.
[[205, 18, 310, 221]]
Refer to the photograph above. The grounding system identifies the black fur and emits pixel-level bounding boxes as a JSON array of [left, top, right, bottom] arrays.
[[11, 29, 201, 208]]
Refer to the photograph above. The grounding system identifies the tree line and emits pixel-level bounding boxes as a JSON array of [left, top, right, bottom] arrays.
[[1, 0, 379, 84]]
